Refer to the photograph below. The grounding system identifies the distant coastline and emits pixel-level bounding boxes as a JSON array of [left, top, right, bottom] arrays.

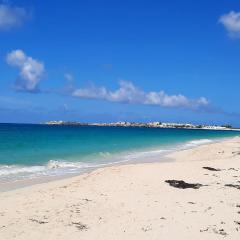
[[44, 120, 239, 131]]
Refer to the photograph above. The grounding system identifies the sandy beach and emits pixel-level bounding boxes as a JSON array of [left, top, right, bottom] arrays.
[[0, 137, 240, 240]]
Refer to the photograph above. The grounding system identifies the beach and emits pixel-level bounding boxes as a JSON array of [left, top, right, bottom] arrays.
[[0, 137, 240, 239]]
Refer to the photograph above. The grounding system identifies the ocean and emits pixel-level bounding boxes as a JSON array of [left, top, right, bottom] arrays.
[[0, 123, 239, 183]]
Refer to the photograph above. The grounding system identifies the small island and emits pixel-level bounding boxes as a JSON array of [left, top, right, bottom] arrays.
[[44, 120, 238, 131]]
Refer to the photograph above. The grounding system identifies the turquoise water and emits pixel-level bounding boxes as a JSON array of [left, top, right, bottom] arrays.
[[0, 123, 239, 181]]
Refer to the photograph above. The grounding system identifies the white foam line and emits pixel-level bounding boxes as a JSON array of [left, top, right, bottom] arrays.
[[0, 137, 223, 182]]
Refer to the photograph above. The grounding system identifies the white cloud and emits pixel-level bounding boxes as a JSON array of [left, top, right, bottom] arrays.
[[64, 73, 74, 82], [145, 91, 190, 107], [107, 81, 144, 103], [0, 4, 28, 30], [219, 11, 240, 38], [6, 49, 45, 92], [71, 80, 209, 110], [72, 84, 108, 99]]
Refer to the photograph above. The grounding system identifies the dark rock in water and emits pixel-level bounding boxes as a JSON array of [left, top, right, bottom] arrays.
[[203, 167, 221, 171], [225, 184, 240, 190], [165, 180, 204, 189]]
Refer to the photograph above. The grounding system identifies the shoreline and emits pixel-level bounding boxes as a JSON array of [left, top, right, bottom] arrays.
[[1, 137, 240, 239], [0, 136, 234, 193]]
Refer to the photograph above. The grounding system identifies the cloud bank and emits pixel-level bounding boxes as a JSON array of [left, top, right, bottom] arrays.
[[71, 81, 209, 110], [6, 50, 45, 92], [0, 4, 28, 30], [219, 11, 240, 38]]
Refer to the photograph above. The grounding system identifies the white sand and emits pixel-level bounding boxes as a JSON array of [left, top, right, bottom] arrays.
[[0, 137, 240, 239]]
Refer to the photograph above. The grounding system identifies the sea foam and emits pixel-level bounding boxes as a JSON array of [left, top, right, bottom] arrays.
[[0, 138, 222, 183]]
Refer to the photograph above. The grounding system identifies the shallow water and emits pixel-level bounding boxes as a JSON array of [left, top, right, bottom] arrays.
[[0, 123, 239, 182]]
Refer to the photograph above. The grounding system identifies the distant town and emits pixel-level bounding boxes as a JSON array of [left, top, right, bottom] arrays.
[[44, 121, 238, 131]]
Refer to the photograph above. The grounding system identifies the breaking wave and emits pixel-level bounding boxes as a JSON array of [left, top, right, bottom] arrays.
[[0, 138, 215, 182], [181, 139, 213, 148]]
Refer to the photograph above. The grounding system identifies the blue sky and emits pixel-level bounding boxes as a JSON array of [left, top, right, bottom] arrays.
[[0, 0, 240, 126]]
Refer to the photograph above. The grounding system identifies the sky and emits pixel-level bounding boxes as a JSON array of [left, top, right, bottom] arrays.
[[0, 0, 240, 126]]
